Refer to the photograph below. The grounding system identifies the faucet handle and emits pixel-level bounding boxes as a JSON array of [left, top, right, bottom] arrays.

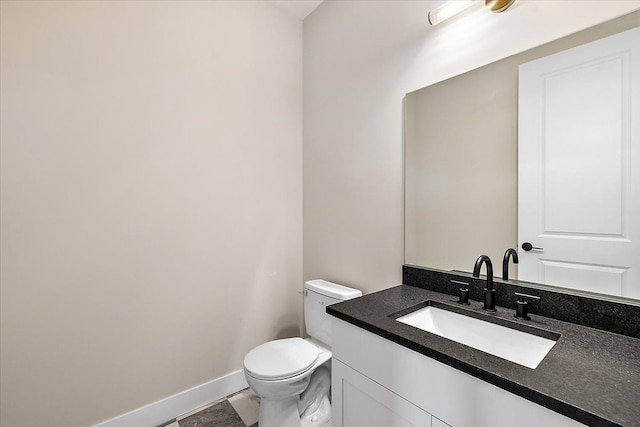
[[452, 280, 470, 305], [514, 292, 540, 320]]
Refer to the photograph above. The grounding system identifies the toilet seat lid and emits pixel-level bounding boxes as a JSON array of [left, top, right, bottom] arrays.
[[244, 338, 319, 380]]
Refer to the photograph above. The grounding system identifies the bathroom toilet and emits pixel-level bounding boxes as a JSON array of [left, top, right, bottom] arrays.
[[243, 280, 362, 427]]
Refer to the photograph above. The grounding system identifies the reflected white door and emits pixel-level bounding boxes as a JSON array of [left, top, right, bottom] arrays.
[[518, 27, 640, 299]]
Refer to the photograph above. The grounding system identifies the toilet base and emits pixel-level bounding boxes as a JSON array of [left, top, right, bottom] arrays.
[[258, 396, 304, 427], [251, 366, 332, 427], [299, 366, 331, 427], [300, 394, 331, 427], [257, 392, 331, 427]]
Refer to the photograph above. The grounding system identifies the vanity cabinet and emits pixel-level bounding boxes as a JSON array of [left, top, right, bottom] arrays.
[[332, 359, 432, 426], [331, 318, 585, 427]]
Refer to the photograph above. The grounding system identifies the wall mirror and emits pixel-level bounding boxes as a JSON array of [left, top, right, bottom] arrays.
[[405, 10, 640, 303]]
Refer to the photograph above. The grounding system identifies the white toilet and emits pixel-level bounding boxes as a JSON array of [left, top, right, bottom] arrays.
[[243, 279, 362, 427]]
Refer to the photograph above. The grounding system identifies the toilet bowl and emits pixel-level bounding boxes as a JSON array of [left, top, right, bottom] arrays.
[[243, 280, 362, 427]]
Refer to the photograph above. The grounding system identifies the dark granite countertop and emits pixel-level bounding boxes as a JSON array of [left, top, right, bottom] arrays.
[[327, 285, 640, 427]]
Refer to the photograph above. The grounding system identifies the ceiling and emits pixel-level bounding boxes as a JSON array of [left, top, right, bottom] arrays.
[[270, 0, 324, 20]]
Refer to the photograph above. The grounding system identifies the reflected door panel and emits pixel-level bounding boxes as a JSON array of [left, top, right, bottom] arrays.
[[518, 27, 640, 298]]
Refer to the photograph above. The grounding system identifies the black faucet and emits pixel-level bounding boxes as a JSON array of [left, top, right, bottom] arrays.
[[502, 248, 519, 280], [473, 255, 496, 311]]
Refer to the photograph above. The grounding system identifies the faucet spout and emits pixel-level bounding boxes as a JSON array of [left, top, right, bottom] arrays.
[[473, 255, 493, 290], [473, 255, 496, 311], [502, 248, 519, 280]]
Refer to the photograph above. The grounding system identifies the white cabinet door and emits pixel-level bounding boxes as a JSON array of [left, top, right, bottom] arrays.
[[332, 359, 432, 427], [518, 27, 640, 298]]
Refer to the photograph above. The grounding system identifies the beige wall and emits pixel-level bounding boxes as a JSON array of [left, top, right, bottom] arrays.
[[0, 1, 302, 426], [405, 79, 518, 276], [303, 0, 640, 295]]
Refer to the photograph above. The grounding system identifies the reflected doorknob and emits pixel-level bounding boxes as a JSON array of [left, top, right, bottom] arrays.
[[521, 242, 543, 252]]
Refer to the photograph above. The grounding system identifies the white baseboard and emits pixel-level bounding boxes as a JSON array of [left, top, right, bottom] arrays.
[[94, 369, 248, 427]]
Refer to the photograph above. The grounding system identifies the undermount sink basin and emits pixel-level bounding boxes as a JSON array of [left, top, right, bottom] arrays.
[[396, 302, 558, 369]]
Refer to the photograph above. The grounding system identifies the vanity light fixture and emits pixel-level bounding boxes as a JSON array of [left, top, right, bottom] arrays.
[[428, 0, 516, 26], [485, 0, 516, 13], [428, 0, 474, 26]]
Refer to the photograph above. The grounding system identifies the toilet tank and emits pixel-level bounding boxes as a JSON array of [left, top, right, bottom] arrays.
[[304, 279, 362, 348]]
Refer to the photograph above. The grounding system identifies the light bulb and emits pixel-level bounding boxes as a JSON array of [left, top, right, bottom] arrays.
[[428, 0, 475, 26]]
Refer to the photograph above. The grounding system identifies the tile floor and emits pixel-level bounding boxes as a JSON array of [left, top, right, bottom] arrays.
[[158, 388, 260, 427]]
